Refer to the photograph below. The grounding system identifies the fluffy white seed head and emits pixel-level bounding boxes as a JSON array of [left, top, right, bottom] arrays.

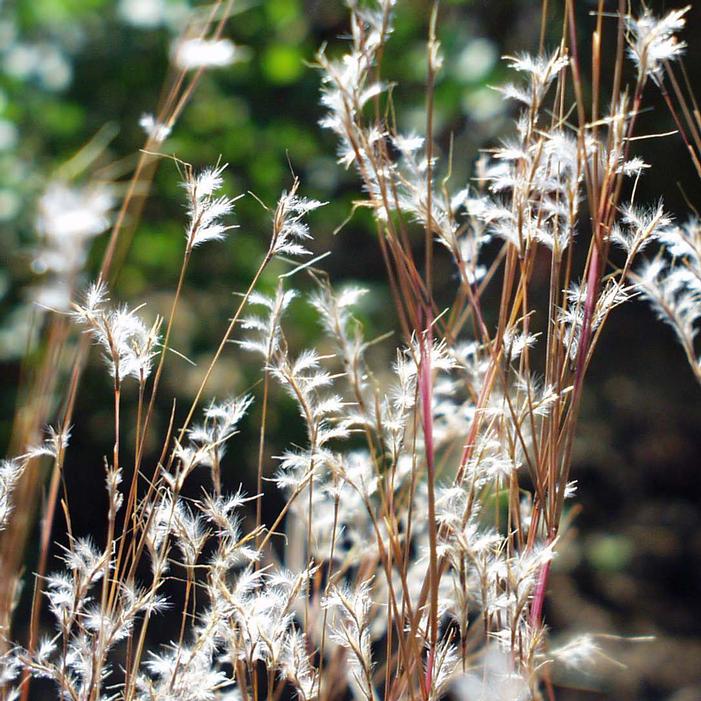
[[172, 37, 236, 70], [183, 163, 239, 248], [32, 181, 113, 310], [626, 7, 689, 83]]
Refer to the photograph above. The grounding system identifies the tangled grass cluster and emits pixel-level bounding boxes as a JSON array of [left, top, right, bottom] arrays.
[[1, 2, 700, 701]]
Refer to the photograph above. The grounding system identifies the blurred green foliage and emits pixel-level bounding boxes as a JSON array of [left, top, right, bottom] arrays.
[[0, 0, 521, 420]]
